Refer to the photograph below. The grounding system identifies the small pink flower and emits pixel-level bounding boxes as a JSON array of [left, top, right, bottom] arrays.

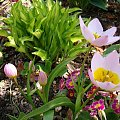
[[66, 79, 74, 89], [84, 105, 97, 117], [79, 16, 120, 46], [67, 89, 75, 98], [4, 63, 17, 79], [68, 70, 80, 82], [86, 86, 97, 99], [38, 71, 47, 86], [112, 99, 120, 114], [84, 99, 105, 117], [91, 99, 105, 111], [59, 78, 65, 91]]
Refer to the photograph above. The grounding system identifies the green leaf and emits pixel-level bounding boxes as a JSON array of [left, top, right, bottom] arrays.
[[20, 70, 28, 76], [43, 110, 54, 120], [7, 114, 18, 120], [4, 36, 16, 48], [28, 89, 37, 96], [19, 37, 33, 45], [18, 112, 26, 120], [32, 48, 47, 61], [76, 111, 92, 120], [106, 111, 119, 120], [20, 97, 75, 120], [103, 44, 120, 56], [24, 62, 29, 69], [0, 30, 9, 37], [44, 57, 75, 101], [90, 0, 107, 10], [32, 29, 43, 39]]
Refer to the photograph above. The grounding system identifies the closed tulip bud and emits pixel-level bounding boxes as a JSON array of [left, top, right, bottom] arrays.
[[4, 63, 17, 79], [29, 61, 35, 72], [38, 71, 47, 86]]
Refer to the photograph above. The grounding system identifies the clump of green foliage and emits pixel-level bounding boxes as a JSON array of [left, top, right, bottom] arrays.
[[0, 0, 87, 72]]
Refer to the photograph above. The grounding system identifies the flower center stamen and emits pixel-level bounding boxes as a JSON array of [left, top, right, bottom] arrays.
[[94, 68, 120, 84], [93, 33, 100, 39]]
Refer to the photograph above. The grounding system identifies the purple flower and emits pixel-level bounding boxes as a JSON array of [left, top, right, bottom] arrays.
[[84, 105, 97, 117], [86, 86, 98, 99], [84, 99, 105, 117], [79, 16, 120, 47], [66, 79, 74, 89], [59, 78, 65, 91], [112, 99, 120, 114], [67, 70, 80, 82], [38, 71, 47, 86], [4, 63, 17, 79], [91, 99, 105, 110]]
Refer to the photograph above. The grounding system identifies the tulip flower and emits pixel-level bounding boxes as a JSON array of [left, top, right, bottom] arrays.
[[88, 50, 120, 91], [79, 16, 120, 47], [4, 63, 17, 79], [38, 71, 47, 86]]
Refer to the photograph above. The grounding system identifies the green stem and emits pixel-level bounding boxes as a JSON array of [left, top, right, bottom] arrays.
[[80, 87, 100, 109], [13, 78, 28, 100], [78, 45, 92, 87], [26, 58, 35, 108], [43, 86, 47, 104]]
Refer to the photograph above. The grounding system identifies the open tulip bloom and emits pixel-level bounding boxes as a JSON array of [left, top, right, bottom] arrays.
[[79, 16, 120, 47], [88, 50, 120, 91]]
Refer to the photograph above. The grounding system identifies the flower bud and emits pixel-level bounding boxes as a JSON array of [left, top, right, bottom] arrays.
[[4, 63, 17, 79], [29, 61, 35, 72], [38, 71, 47, 86]]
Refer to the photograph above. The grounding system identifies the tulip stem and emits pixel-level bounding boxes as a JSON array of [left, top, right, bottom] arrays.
[[13, 78, 28, 100], [78, 45, 92, 87], [14, 78, 35, 108]]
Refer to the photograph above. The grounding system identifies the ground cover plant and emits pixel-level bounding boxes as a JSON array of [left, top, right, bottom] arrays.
[[0, 0, 120, 120]]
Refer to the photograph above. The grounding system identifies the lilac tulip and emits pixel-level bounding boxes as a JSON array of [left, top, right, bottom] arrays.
[[4, 63, 17, 78], [38, 71, 47, 86], [79, 16, 120, 47], [88, 50, 120, 91]]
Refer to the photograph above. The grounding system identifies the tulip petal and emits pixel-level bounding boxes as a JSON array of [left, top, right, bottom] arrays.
[[79, 16, 95, 42], [103, 51, 120, 75], [91, 36, 108, 47], [88, 69, 99, 87], [91, 52, 104, 72], [88, 18, 103, 35], [113, 84, 120, 91], [96, 81, 116, 91], [102, 27, 117, 37], [105, 36, 120, 45]]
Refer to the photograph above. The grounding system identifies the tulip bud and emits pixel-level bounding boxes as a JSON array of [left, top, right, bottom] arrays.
[[4, 63, 17, 79], [38, 71, 47, 86], [29, 61, 35, 72]]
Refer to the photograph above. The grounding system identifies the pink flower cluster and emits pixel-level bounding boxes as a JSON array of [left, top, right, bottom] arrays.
[[59, 70, 80, 98], [86, 85, 98, 99], [59, 70, 80, 90], [84, 99, 105, 117], [112, 99, 120, 114]]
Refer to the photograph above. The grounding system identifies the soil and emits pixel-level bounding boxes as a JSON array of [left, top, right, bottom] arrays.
[[0, 1, 120, 120]]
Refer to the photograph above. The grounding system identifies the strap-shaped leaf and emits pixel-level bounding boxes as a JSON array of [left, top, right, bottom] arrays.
[[20, 97, 75, 120], [44, 57, 75, 101]]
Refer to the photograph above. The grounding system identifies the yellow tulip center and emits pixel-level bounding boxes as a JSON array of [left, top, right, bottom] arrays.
[[94, 68, 120, 85], [94, 33, 100, 39]]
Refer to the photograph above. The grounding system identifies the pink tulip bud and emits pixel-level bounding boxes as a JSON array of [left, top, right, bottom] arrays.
[[4, 63, 17, 79], [29, 61, 35, 72], [38, 71, 47, 86]]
